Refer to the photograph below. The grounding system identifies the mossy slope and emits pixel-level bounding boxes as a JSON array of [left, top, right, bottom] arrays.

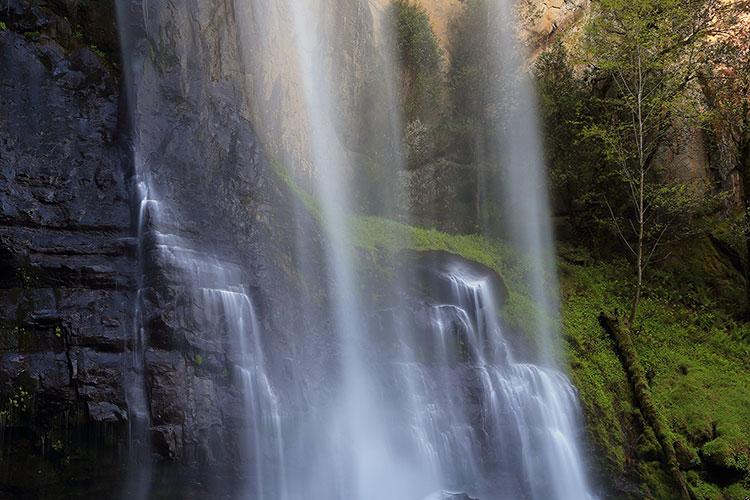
[[560, 243, 750, 499]]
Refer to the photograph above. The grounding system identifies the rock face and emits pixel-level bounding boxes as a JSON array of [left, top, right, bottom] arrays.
[[115, 0, 332, 493], [1, 0, 326, 494], [0, 1, 133, 496]]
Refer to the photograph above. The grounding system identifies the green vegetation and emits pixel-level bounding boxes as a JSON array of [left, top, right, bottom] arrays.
[[0, 386, 32, 420], [446, 0, 498, 162], [560, 243, 750, 498], [392, 0, 443, 124], [352, 216, 551, 343], [391, 0, 445, 167], [532, 7, 750, 494], [581, 0, 723, 324], [90, 44, 107, 60], [0, 22, 7, 31], [274, 163, 545, 340]]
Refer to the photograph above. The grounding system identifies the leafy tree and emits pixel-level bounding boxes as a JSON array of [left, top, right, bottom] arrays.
[[447, 0, 519, 164], [392, 0, 443, 127], [446, 0, 492, 161], [534, 42, 607, 235], [582, 0, 721, 326]]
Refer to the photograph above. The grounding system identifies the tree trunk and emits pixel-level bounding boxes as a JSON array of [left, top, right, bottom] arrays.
[[630, 51, 646, 327], [599, 314, 694, 500], [629, 165, 645, 327]]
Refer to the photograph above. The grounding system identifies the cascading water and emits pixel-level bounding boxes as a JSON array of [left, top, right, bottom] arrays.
[[286, 2, 430, 498], [116, 1, 285, 496], [416, 263, 592, 498], [121, 173, 154, 500], [116, 0, 597, 498], [198, 288, 286, 500], [124, 173, 285, 498]]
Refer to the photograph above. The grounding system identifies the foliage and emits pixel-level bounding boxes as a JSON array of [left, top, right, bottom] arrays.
[[534, 42, 608, 228], [575, 0, 724, 322], [447, 0, 497, 162], [392, 0, 444, 145], [0, 386, 33, 420], [698, 0, 750, 311], [560, 241, 750, 497], [699, 0, 750, 169]]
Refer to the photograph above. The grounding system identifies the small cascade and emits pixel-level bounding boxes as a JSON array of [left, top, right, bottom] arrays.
[[198, 287, 287, 500], [436, 267, 591, 499], [371, 261, 593, 499], [121, 177, 154, 500], [123, 160, 285, 500]]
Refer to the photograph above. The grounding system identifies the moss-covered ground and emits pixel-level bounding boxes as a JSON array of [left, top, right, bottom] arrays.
[[559, 241, 750, 499]]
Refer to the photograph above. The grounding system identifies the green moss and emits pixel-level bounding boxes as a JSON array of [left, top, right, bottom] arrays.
[[0, 22, 7, 31], [702, 436, 750, 475], [724, 482, 750, 499], [560, 241, 750, 496], [638, 461, 681, 499], [271, 158, 321, 219], [89, 44, 107, 60]]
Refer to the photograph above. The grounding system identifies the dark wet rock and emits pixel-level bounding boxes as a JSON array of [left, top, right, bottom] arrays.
[[87, 401, 128, 422], [425, 492, 480, 500], [0, 3, 132, 494]]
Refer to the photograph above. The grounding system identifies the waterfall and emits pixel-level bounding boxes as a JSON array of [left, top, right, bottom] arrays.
[[286, 2, 430, 498], [199, 288, 286, 500], [420, 264, 592, 498], [115, 0, 597, 498], [121, 173, 154, 500]]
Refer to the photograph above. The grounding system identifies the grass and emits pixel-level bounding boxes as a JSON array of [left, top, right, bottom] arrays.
[[273, 162, 544, 340]]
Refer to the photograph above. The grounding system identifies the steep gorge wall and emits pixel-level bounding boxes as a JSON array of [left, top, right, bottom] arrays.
[[0, 0, 329, 494], [0, 1, 133, 495]]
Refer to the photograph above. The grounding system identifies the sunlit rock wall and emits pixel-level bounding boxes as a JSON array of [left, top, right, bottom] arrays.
[[235, 0, 393, 193]]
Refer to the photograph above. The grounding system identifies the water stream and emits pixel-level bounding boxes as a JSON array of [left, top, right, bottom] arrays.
[[116, 0, 597, 498]]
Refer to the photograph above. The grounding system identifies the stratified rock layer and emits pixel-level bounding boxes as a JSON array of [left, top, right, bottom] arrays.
[[0, 1, 133, 496]]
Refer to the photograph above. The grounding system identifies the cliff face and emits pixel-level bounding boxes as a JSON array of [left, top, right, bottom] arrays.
[[0, 0, 330, 494], [236, 0, 393, 191], [0, 1, 133, 495]]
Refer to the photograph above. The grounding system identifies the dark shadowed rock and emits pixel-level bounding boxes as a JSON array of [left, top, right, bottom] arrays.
[[0, 2, 133, 494]]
